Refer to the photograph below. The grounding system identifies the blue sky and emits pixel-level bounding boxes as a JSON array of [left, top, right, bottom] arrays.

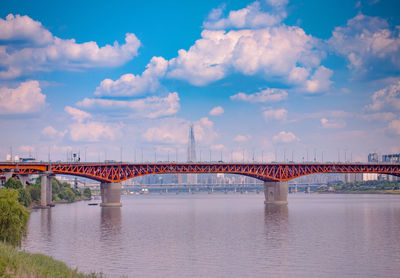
[[0, 0, 399, 162]]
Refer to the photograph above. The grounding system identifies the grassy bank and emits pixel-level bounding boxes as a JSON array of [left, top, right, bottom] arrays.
[[0, 242, 104, 278]]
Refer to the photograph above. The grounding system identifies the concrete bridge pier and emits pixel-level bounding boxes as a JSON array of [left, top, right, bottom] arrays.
[[4, 170, 14, 182], [41, 173, 54, 208], [17, 174, 30, 188], [264, 181, 288, 205], [100, 182, 122, 207]]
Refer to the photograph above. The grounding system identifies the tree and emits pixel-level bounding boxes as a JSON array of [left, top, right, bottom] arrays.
[[83, 188, 92, 199], [58, 187, 76, 202], [4, 178, 23, 190], [18, 188, 32, 207], [0, 188, 30, 246]]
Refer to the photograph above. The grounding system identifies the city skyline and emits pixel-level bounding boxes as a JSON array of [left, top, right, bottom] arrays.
[[0, 0, 399, 163]]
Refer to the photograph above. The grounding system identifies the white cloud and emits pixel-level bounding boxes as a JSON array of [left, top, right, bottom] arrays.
[[41, 126, 67, 140], [320, 118, 346, 128], [304, 66, 333, 93], [203, 1, 287, 30], [77, 92, 180, 119], [94, 56, 168, 97], [0, 14, 141, 79], [167, 26, 328, 90], [230, 88, 287, 103], [209, 106, 224, 116], [234, 134, 251, 142], [142, 117, 218, 145], [328, 13, 400, 76], [365, 80, 400, 112], [68, 121, 123, 142], [263, 108, 287, 122], [64, 106, 91, 123], [0, 14, 53, 45], [0, 80, 46, 114], [273, 131, 299, 143], [388, 119, 400, 135]]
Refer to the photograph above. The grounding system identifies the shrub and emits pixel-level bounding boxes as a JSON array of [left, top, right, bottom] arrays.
[[18, 188, 32, 207], [0, 188, 30, 246], [4, 178, 23, 190]]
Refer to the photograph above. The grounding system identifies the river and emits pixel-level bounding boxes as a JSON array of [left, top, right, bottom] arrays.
[[22, 193, 400, 277]]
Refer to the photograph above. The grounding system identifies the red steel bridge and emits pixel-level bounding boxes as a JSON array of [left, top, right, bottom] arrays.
[[1, 162, 400, 183]]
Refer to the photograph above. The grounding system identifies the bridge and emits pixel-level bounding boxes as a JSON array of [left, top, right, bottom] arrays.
[[1, 162, 399, 207]]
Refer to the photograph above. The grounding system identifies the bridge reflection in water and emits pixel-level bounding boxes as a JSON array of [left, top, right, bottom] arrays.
[[1, 162, 399, 206]]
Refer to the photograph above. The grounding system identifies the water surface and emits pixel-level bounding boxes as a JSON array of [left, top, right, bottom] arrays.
[[22, 193, 400, 277]]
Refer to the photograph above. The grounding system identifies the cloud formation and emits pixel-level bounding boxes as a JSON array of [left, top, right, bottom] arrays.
[[94, 57, 168, 97], [41, 126, 67, 140], [0, 14, 141, 79], [142, 117, 218, 145], [203, 1, 287, 30], [263, 108, 287, 122], [273, 131, 299, 143], [365, 80, 400, 112], [77, 92, 180, 119], [0, 80, 46, 114], [231, 88, 287, 103], [167, 26, 328, 92], [329, 13, 400, 78], [209, 106, 224, 116], [320, 118, 346, 128]]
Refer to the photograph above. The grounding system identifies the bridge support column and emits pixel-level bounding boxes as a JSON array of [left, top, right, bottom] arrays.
[[41, 175, 47, 208], [4, 170, 13, 182], [46, 175, 54, 206], [100, 182, 122, 207], [18, 175, 30, 188], [40, 173, 54, 208], [264, 181, 288, 205]]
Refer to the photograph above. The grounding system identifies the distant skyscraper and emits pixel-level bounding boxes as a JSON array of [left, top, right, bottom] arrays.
[[187, 124, 196, 162]]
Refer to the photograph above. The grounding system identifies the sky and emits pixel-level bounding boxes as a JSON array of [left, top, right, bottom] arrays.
[[0, 0, 399, 163]]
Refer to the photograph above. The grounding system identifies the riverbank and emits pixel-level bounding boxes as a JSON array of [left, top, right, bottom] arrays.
[[318, 190, 400, 194], [30, 197, 92, 209], [0, 242, 104, 277]]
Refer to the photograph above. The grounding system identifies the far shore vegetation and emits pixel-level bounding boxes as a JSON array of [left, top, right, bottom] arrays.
[[318, 180, 400, 194], [2, 177, 91, 208]]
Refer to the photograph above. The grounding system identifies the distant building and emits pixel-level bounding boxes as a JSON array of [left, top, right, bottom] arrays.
[[368, 153, 379, 163], [381, 153, 400, 181], [363, 173, 378, 181], [382, 154, 400, 163], [187, 124, 197, 184]]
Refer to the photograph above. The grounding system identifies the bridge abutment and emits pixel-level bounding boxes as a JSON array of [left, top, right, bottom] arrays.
[[264, 181, 288, 205], [100, 182, 122, 207]]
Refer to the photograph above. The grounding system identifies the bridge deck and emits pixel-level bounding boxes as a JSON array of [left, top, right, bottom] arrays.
[[1, 162, 399, 183]]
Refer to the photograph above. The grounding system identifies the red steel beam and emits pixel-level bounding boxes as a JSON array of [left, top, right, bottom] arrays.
[[0, 163, 399, 183]]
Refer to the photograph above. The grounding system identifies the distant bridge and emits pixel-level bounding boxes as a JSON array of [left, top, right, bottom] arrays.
[[1, 162, 399, 207]]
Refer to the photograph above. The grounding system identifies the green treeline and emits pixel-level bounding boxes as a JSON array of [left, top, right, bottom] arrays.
[[329, 180, 400, 193], [3, 177, 92, 207]]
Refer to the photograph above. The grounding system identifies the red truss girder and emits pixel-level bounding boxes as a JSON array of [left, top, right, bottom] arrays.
[[0, 163, 399, 183]]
